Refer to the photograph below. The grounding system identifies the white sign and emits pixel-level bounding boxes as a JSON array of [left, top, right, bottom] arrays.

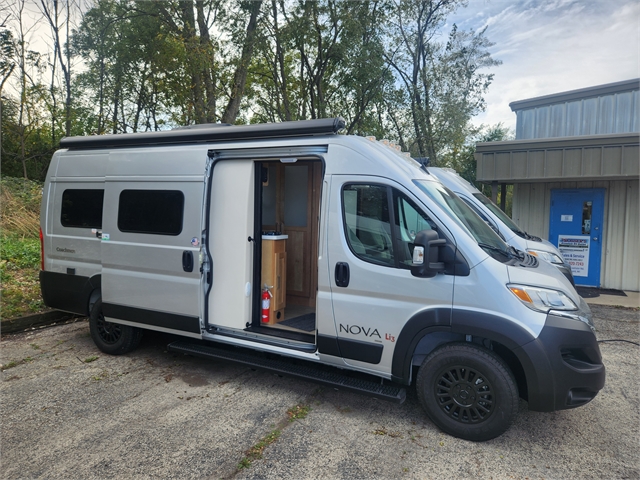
[[558, 235, 590, 277], [561, 215, 573, 222]]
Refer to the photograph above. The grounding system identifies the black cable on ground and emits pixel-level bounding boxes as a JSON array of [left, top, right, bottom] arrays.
[[597, 339, 640, 346]]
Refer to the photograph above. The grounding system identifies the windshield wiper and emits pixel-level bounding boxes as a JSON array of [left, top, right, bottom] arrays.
[[508, 245, 525, 260], [478, 243, 510, 257]]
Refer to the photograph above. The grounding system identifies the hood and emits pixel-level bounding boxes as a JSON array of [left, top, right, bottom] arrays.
[[507, 255, 581, 304]]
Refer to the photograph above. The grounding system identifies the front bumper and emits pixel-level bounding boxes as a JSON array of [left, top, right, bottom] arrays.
[[513, 313, 605, 412]]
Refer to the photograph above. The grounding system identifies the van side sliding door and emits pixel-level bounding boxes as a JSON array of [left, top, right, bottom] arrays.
[[101, 148, 205, 338], [205, 159, 255, 330]]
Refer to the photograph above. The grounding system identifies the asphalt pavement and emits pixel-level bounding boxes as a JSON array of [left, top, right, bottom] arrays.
[[1, 303, 638, 479]]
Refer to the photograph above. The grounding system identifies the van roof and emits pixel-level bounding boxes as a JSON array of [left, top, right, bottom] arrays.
[[59, 118, 346, 150]]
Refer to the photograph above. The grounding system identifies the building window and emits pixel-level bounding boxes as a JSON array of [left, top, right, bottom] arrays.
[[61, 189, 104, 228], [118, 190, 184, 235]]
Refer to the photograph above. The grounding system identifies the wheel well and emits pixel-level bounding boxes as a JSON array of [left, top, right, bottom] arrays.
[[410, 333, 528, 399], [88, 289, 101, 315]]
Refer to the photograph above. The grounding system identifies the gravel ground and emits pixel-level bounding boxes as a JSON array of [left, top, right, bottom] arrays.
[[1, 304, 638, 479]]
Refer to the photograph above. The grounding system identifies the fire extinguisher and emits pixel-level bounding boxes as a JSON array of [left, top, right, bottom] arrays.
[[261, 285, 273, 324]]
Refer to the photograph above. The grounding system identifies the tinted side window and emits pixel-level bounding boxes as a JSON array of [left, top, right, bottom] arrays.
[[118, 190, 184, 235], [342, 184, 395, 267], [61, 189, 104, 228]]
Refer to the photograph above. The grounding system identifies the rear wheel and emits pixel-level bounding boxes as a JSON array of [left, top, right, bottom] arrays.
[[416, 343, 518, 441], [89, 300, 142, 355]]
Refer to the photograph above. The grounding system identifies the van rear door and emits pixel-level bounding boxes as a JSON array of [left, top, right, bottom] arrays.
[[100, 147, 205, 338]]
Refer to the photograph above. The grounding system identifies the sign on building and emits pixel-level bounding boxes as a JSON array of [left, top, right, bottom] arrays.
[[558, 235, 590, 277]]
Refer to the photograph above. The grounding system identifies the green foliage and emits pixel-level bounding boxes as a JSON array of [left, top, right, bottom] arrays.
[[2, 0, 502, 183], [1, 177, 44, 319], [237, 428, 281, 470]]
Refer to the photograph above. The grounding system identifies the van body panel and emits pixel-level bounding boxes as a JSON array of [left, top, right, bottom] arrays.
[[449, 260, 545, 338], [101, 178, 203, 320]]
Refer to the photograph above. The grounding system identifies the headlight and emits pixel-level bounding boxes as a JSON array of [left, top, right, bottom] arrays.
[[527, 249, 564, 265], [507, 284, 578, 313]]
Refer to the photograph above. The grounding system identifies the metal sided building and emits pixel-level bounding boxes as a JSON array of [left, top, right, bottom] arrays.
[[476, 79, 640, 291]]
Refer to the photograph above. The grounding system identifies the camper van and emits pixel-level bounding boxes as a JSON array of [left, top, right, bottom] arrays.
[[40, 118, 604, 441], [428, 167, 575, 285]]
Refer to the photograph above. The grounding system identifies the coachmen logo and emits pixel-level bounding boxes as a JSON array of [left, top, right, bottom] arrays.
[[56, 247, 76, 253], [339, 324, 381, 339]]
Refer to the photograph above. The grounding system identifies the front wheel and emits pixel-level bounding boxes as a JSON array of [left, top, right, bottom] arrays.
[[89, 300, 142, 355], [416, 343, 518, 442]]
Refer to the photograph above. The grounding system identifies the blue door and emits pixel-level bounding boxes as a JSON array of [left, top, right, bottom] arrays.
[[549, 189, 605, 287]]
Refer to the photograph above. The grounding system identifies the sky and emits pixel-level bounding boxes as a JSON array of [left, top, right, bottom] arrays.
[[446, 0, 639, 132], [11, 0, 640, 133]]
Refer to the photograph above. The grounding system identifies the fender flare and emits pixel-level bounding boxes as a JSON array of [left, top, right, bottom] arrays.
[[391, 308, 540, 385]]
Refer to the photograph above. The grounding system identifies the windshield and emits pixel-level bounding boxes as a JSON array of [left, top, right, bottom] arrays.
[[414, 180, 510, 258], [472, 193, 526, 235]]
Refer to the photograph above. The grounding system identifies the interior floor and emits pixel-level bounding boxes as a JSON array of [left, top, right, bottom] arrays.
[[266, 304, 316, 334]]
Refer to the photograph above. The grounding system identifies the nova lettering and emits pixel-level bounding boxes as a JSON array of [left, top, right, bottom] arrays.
[[339, 324, 381, 339]]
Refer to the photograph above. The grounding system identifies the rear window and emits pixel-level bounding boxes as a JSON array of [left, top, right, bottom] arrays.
[[61, 189, 104, 228], [118, 190, 184, 236]]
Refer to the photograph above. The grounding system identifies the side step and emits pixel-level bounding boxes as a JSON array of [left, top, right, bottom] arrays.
[[167, 341, 406, 404]]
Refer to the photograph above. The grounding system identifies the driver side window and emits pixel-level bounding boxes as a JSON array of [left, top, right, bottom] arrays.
[[342, 184, 434, 269]]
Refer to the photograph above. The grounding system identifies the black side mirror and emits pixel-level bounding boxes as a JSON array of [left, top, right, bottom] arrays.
[[410, 229, 446, 278]]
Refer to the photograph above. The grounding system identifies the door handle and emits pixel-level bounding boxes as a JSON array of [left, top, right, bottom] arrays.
[[335, 262, 350, 287], [182, 251, 194, 272]]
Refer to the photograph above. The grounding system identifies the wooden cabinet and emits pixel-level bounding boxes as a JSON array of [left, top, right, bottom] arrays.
[[261, 236, 287, 324]]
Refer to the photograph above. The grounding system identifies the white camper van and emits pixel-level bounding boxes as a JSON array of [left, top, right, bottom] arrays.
[[40, 118, 604, 441], [428, 167, 575, 285]]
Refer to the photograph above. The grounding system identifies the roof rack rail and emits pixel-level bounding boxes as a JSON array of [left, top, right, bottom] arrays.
[[59, 117, 346, 150]]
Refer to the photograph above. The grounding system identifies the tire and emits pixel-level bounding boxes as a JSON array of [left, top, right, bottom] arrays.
[[89, 300, 142, 355], [416, 343, 518, 442]]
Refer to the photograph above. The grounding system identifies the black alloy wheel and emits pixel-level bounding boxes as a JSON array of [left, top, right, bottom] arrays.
[[89, 299, 143, 355], [416, 343, 518, 442], [433, 364, 494, 424], [95, 313, 123, 345]]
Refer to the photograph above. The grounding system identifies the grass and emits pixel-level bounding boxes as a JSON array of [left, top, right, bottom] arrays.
[[237, 429, 281, 470], [0, 177, 45, 319], [286, 404, 310, 421]]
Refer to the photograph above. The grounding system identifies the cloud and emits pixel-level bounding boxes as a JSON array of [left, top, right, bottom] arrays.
[[452, 0, 639, 129]]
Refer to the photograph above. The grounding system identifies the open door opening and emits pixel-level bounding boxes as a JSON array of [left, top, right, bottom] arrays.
[[249, 159, 322, 342]]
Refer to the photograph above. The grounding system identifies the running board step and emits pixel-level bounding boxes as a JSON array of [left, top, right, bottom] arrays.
[[167, 341, 406, 404]]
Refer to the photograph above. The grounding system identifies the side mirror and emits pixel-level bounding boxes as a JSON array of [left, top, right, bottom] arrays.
[[411, 229, 446, 278]]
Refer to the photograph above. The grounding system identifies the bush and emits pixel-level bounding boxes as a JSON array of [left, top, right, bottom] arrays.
[[1, 177, 44, 318]]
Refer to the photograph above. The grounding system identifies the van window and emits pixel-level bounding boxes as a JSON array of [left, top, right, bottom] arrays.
[[343, 184, 394, 266], [342, 184, 433, 268], [394, 193, 432, 267], [61, 189, 104, 228], [118, 190, 184, 236]]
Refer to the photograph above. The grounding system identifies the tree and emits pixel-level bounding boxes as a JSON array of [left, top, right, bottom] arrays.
[[38, 0, 75, 138], [248, 0, 393, 135], [384, 0, 500, 163]]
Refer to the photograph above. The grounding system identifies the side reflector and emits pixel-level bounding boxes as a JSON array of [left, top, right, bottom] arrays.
[[39, 227, 44, 271]]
